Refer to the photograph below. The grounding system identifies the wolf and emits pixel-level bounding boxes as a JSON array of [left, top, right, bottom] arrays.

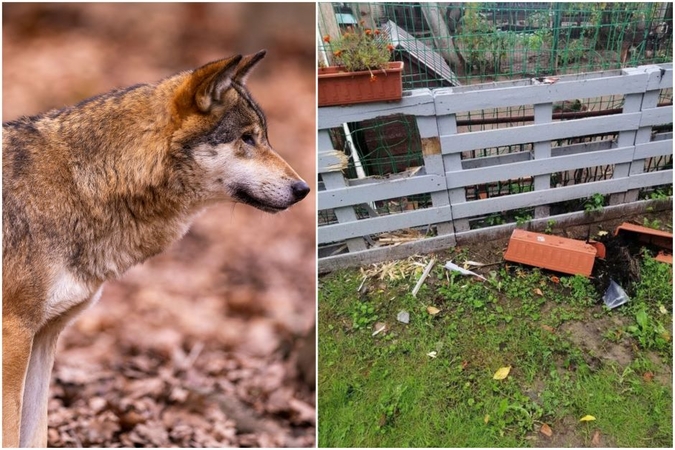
[[2, 51, 310, 448]]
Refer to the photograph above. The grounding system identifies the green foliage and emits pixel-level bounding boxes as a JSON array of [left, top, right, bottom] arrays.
[[330, 25, 392, 73], [627, 308, 670, 352], [457, 3, 508, 74], [559, 275, 596, 307], [351, 301, 378, 330], [584, 193, 605, 213], [544, 219, 556, 234], [515, 214, 532, 227], [648, 187, 673, 200]]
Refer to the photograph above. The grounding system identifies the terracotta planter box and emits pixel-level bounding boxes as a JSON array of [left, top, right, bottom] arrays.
[[504, 229, 604, 277], [318, 61, 404, 107]]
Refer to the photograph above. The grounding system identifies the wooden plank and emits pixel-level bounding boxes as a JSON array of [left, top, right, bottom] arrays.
[[446, 146, 635, 188], [640, 106, 674, 127], [318, 130, 367, 252], [642, 64, 674, 90], [318, 150, 348, 173], [450, 178, 631, 219], [533, 102, 553, 219], [434, 72, 649, 115], [318, 206, 452, 244], [440, 113, 641, 154], [628, 170, 673, 190], [318, 174, 446, 210], [463, 151, 531, 169], [417, 115, 455, 236], [634, 140, 674, 159], [318, 89, 435, 129]]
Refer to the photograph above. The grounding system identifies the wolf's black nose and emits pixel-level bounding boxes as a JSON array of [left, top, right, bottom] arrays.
[[291, 180, 310, 202]]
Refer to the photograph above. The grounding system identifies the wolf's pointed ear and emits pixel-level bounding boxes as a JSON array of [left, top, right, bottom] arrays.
[[234, 50, 267, 84], [186, 55, 243, 113]]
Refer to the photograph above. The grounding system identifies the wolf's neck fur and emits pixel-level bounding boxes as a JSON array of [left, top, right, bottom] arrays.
[[6, 77, 205, 283]]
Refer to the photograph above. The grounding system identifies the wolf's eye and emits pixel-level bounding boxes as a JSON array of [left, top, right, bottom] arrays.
[[242, 134, 255, 146]]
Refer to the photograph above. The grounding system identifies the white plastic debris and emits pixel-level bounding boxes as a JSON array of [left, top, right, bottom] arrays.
[[412, 259, 436, 297], [397, 310, 410, 324], [444, 261, 486, 281], [427, 351, 438, 358], [372, 323, 387, 336], [603, 279, 630, 309]]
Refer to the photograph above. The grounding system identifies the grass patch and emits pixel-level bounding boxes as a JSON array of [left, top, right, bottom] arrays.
[[319, 254, 672, 447]]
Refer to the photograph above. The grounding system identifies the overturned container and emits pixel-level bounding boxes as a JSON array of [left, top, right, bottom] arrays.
[[503, 229, 605, 277]]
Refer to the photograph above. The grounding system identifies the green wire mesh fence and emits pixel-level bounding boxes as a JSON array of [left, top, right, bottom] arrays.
[[318, 2, 673, 85]]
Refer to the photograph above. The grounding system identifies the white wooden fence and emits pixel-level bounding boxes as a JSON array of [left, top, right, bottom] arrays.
[[318, 64, 673, 272]]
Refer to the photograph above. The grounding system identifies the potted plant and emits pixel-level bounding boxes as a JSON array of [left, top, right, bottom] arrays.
[[319, 24, 404, 107]]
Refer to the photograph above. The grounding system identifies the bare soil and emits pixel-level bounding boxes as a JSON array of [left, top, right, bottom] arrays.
[[3, 4, 316, 447]]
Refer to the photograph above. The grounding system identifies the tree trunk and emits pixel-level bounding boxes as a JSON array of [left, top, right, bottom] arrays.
[[420, 2, 465, 77]]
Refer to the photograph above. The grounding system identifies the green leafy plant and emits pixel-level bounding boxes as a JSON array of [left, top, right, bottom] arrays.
[[515, 214, 532, 227], [351, 301, 378, 330], [544, 219, 556, 234], [327, 24, 393, 75], [627, 308, 670, 352], [642, 217, 663, 230], [584, 193, 605, 213]]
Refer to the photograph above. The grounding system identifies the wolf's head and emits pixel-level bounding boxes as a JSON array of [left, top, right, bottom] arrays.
[[170, 51, 309, 213]]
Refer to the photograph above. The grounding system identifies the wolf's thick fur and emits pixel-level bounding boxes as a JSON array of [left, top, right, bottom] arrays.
[[2, 51, 309, 447]]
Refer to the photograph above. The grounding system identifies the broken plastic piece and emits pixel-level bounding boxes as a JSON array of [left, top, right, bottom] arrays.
[[603, 279, 630, 309], [412, 259, 436, 297], [655, 251, 673, 265], [444, 261, 486, 281], [397, 310, 409, 324]]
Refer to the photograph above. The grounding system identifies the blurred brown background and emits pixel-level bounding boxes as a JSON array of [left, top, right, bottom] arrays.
[[3, 3, 316, 447]]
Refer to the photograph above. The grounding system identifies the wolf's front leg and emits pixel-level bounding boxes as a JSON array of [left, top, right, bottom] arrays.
[[19, 326, 62, 448], [2, 316, 34, 448]]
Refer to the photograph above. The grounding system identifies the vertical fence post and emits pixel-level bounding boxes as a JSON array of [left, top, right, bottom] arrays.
[[318, 129, 367, 253], [416, 114, 455, 240], [436, 107, 469, 232], [624, 65, 667, 203], [610, 67, 648, 205], [533, 102, 553, 219]]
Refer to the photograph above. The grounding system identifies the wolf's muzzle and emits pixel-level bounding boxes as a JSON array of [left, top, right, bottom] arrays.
[[291, 180, 310, 203]]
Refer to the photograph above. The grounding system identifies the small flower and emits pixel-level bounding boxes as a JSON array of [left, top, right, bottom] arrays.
[[333, 50, 343, 57], [323, 35, 331, 43], [387, 44, 395, 51], [374, 29, 381, 35], [365, 29, 372, 36]]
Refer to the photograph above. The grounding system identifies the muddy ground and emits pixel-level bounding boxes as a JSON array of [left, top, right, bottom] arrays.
[[3, 4, 316, 447]]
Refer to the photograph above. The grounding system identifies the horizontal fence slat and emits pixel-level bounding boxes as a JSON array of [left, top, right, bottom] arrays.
[[441, 113, 641, 154], [318, 206, 452, 244], [634, 139, 674, 159], [318, 150, 347, 173], [318, 174, 446, 210], [446, 146, 635, 188], [628, 170, 674, 190], [434, 72, 649, 115], [640, 106, 674, 127], [318, 89, 435, 129], [451, 178, 632, 219]]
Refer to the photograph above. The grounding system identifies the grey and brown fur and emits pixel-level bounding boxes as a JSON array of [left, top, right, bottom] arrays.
[[2, 51, 309, 448]]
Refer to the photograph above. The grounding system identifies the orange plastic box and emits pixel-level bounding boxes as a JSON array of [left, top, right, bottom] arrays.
[[614, 222, 673, 250], [504, 229, 600, 276]]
